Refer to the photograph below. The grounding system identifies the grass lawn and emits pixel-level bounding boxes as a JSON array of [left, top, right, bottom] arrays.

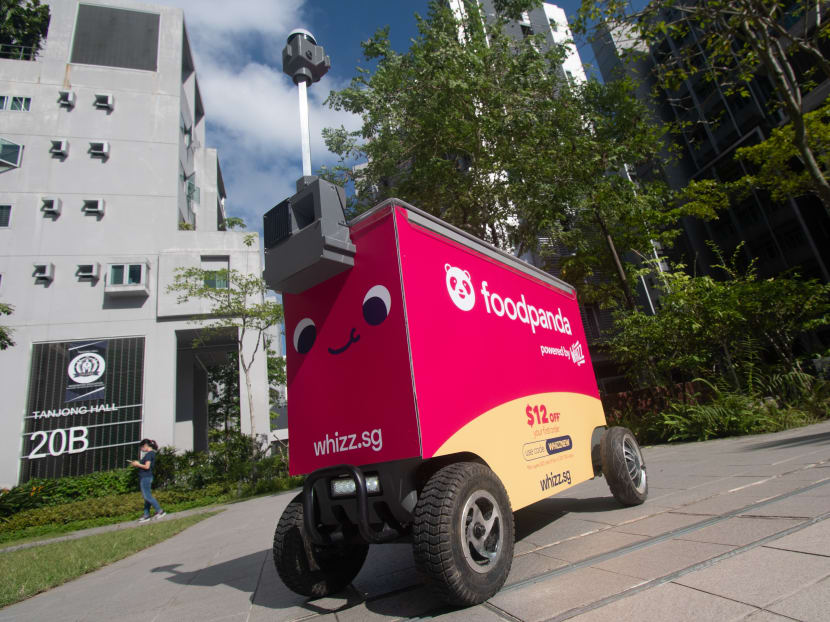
[[0, 511, 219, 608]]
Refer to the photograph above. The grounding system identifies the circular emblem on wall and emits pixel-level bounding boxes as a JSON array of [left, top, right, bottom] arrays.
[[67, 353, 106, 384]]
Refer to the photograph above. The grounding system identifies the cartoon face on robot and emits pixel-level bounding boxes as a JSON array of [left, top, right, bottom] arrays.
[[291, 283, 392, 356]]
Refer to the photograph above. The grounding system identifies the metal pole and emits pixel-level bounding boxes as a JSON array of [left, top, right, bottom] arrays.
[[298, 80, 312, 177]]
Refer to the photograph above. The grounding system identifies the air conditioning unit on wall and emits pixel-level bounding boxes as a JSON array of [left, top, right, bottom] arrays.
[[89, 141, 110, 159], [93, 93, 114, 110], [33, 263, 55, 282], [50, 140, 68, 157], [41, 197, 62, 216], [57, 90, 75, 108], [82, 198, 105, 216], [76, 263, 100, 279]]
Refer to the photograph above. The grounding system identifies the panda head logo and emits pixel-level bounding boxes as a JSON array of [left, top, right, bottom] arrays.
[[445, 264, 475, 311]]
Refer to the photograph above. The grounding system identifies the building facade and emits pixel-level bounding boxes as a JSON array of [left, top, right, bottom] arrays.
[[592, 15, 830, 283], [0, 0, 270, 487]]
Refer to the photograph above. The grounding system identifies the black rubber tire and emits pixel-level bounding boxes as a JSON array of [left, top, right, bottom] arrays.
[[601, 426, 648, 506], [273, 493, 369, 598], [412, 462, 514, 606]]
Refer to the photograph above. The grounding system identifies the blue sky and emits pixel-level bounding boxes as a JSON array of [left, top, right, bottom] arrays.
[[159, 1, 596, 234]]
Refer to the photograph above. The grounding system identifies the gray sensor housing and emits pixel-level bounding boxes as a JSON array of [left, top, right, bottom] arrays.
[[263, 178, 356, 294], [283, 28, 331, 85]]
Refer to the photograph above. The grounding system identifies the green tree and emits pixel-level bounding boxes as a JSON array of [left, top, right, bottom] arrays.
[[538, 79, 719, 310], [266, 344, 286, 431], [207, 353, 241, 438], [167, 269, 283, 442], [0, 0, 50, 59], [324, 0, 583, 251], [575, 0, 830, 216], [608, 251, 830, 389], [0, 303, 13, 350], [325, 1, 706, 311], [733, 100, 830, 205]]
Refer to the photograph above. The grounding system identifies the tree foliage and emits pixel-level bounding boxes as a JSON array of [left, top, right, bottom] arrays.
[[537, 79, 719, 309], [325, 0, 707, 311], [0, 0, 50, 57], [607, 249, 830, 390], [0, 303, 13, 350], [167, 268, 283, 441], [324, 0, 585, 250], [207, 353, 241, 438], [734, 99, 830, 204], [575, 0, 830, 215]]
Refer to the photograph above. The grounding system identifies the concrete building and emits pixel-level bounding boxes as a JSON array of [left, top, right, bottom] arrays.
[[592, 15, 830, 283], [0, 0, 269, 487]]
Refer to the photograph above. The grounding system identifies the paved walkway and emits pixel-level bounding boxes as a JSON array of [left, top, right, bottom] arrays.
[[2, 421, 830, 622]]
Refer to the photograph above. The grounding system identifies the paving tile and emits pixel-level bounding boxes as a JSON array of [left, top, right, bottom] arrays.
[[725, 477, 816, 500], [742, 493, 830, 519], [489, 567, 641, 622], [515, 511, 609, 548], [764, 519, 830, 556], [335, 584, 446, 622], [766, 575, 830, 622], [567, 581, 755, 622], [613, 512, 706, 537], [536, 529, 646, 563], [505, 551, 568, 585], [431, 604, 506, 621], [674, 516, 803, 547], [352, 543, 421, 597], [590, 537, 733, 581], [739, 612, 795, 621], [675, 547, 830, 607], [776, 467, 830, 483], [670, 493, 765, 516]]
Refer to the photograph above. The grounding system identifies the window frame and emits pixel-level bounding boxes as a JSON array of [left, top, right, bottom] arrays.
[[108, 262, 146, 285], [0, 138, 23, 168]]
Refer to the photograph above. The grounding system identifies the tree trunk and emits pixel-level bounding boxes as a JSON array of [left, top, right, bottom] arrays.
[[594, 207, 637, 310]]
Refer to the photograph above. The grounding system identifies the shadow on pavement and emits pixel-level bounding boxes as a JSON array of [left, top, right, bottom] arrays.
[[745, 431, 830, 451]]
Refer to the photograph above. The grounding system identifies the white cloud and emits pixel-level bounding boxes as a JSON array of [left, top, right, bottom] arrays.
[[158, 1, 361, 229]]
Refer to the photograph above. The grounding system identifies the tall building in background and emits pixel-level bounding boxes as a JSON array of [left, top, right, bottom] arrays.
[[592, 15, 830, 283], [0, 0, 270, 487]]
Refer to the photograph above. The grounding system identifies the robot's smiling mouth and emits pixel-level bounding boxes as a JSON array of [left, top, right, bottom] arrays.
[[328, 327, 360, 355]]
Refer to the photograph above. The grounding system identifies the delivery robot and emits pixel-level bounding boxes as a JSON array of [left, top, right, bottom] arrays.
[[262, 179, 648, 606]]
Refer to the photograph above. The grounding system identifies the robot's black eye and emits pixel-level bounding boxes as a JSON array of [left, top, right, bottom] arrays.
[[363, 285, 391, 326], [293, 318, 316, 354]]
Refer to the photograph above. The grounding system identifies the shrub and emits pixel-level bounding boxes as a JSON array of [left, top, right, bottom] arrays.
[[0, 485, 229, 538]]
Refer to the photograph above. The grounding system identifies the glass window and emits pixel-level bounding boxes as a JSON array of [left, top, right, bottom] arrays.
[[110, 265, 124, 285], [0, 138, 22, 167], [128, 264, 142, 284], [0, 205, 10, 227], [10, 97, 31, 111], [0, 96, 6, 110], [203, 270, 228, 289]]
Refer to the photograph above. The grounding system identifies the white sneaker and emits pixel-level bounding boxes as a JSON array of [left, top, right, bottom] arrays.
[[138, 516, 151, 523], [154, 511, 167, 520]]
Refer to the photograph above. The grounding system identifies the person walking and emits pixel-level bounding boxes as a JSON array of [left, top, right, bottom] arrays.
[[129, 439, 166, 523]]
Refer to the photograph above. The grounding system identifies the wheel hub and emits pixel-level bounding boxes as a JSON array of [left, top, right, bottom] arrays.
[[623, 436, 647, 494], [460, 490, 503, 573]]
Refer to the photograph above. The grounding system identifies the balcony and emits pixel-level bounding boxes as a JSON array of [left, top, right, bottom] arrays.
[[0, 44, 37, 61]]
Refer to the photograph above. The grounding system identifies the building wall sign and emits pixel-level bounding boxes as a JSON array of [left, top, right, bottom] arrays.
[[21, 337, 145, 483]]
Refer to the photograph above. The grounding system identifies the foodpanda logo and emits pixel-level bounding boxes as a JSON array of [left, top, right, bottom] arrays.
[[445, 264, 475, 311], [443, 263, 572, 336]]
